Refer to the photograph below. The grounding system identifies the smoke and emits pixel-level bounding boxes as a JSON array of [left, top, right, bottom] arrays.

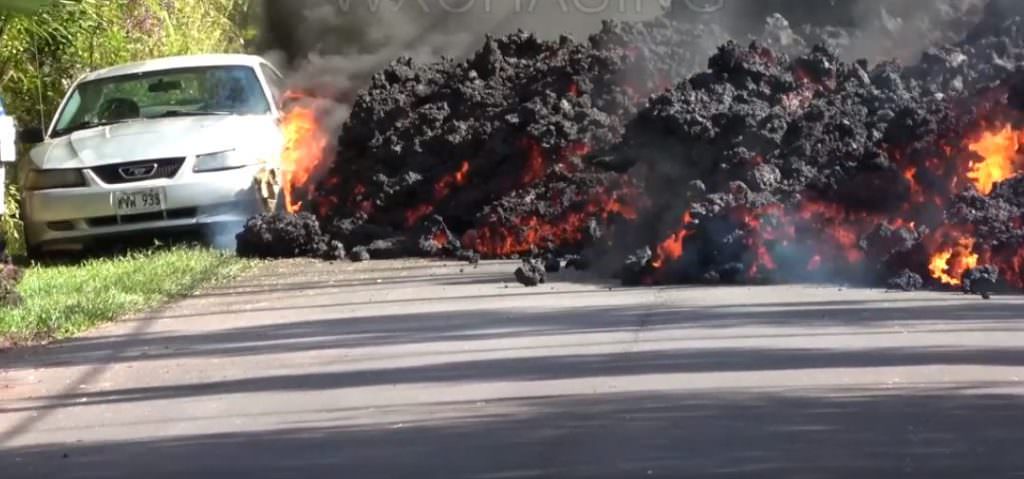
[[263, 0, 989, 103]]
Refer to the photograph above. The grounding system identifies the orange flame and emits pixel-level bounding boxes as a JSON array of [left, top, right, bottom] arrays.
[[967, 125, 1021, 195], [651, 211, 693, 269], [928, 237, 979, 286], [281, 102, 328, 213]]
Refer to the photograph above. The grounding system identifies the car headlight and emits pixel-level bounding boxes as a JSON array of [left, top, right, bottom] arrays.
[[193, 149, 253, 173], [25, 169, 86, 190]]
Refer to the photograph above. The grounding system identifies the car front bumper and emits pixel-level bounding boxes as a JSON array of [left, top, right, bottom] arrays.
[[23, 164, 265, 250]]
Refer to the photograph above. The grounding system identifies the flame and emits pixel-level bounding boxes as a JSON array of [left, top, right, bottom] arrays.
[[651, 211, 693, 269], [281, 101, 329, 213], [928, 237, 979, 286], [967, 125, 1021, 195]]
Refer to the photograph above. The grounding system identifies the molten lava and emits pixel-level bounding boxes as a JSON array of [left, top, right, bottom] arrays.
[[435, 161, 471, 198], [468, 185, 640, 257], [928, 237, 980, 286], [406, 161, 472, 227], [521, 138, 546, 185], [967, 125, 1021, 195], [281, 102, 329, 213], [1013, 250, 1024, 289]]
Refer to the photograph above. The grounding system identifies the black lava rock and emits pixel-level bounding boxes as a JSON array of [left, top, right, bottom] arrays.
[[887, 270, 924, 292], [236, 213, 344, 260], [963, 265, 1000, 299], [349, 246, 371, 262], [514, 259, 547, 287]]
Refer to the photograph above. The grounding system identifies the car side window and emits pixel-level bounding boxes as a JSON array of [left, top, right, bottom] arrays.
[[260, 64, 285, 106], [54, 90, 84, 131]]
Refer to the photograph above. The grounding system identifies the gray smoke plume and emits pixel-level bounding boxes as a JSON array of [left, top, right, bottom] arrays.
[[263, 0, 989, 101]]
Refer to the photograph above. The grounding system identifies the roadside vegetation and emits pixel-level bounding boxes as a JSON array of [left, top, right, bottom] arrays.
[[0, 0, 264, 343], [1, 246, 252, 345]]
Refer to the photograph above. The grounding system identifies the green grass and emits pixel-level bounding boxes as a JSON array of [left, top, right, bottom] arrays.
[[1, 247, 253, 345]]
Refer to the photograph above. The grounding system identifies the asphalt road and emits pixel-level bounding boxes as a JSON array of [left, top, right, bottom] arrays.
[[2, 259, 1023, 478]]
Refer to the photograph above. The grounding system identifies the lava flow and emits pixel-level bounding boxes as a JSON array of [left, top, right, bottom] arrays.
[[238, 3, 1024, 295]]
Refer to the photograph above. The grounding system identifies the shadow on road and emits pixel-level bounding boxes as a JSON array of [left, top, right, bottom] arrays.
[[4, 389, 1023, 478], [5, 296, 1023, 372], [3, 263, 1024, 478]]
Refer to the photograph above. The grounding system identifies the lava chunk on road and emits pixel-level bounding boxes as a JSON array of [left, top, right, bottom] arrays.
[[236, 213, 345, 261], [515, 259, 547, 287]]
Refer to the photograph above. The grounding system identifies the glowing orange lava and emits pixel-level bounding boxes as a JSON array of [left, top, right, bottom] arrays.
[[1011, 249, 1024, 289], [435, 161, 471, 198], [928, 237, 979, 286], [281, 103, 328, 213], [406, 161, 472, 227], [521, 138, 546, 184], [467, 185, 640, 257], [967, 125, 1021, 195], [405, 204, 435, 227]]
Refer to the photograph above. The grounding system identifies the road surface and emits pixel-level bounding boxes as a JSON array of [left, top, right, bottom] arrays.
[[2, 259, 1023, 478]]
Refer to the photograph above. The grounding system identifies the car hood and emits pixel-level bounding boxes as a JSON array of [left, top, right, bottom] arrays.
[[29, 115, 277, 170]]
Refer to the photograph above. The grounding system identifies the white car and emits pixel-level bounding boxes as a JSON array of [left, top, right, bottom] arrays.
[[18, 54, 286, 258], [0, 95, 15, 215]]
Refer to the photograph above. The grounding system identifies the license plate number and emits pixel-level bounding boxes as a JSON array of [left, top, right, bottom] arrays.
[[114, 188, 165, 214]]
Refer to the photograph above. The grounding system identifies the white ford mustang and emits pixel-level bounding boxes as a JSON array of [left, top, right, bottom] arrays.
[[17, 54, 287, 258]]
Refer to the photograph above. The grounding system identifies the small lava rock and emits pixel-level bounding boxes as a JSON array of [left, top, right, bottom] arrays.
[[963, 265, 999, 300], [514, 259, 547, 287], [887, 270, 924, 292]]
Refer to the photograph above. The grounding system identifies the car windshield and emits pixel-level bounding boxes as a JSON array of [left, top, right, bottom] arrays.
[[51, 65, 271, 137]]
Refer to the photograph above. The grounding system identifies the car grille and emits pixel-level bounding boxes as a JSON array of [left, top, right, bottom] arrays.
[[91, 157, 186, 185], [87, 208, 198, 228]]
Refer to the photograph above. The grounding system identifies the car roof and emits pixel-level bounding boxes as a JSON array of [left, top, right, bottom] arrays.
[[80, 54, 275, 82]]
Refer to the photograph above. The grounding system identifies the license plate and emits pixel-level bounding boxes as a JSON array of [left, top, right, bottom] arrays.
[[114, 188, 165, 214]]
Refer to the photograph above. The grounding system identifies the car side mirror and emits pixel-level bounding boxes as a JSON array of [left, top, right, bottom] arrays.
[[18, 126, 45, 145]]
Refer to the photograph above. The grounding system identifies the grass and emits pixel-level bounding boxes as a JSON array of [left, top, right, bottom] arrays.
[[1, 246, 253, 345]]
